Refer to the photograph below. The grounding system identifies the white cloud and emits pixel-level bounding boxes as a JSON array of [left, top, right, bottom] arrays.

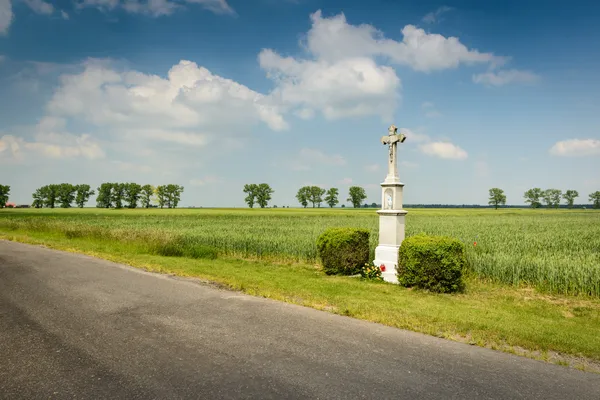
[[23, 0, 54, 14], [338, 177, 352, 185], [365, 164, 379, 172], [422, 6, 453, 24], [549, 139, 600, 157], [0, 130, 105, 162], [61, 10, 69, 19], [260, 49, 401, 121], [302, 10, 506, 72], [258, 9, 511, 122], [419, 141, 468, 160], [472, 69, 540, 86], [0, 0, 13, 35], [291, 148, 346, 170], [77, 0, 234, 17], [295, 108, 315, 120], [46, 59, 287, 148]]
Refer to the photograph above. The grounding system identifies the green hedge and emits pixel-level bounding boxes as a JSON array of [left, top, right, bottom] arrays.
[[316, 227, 370, 275], [397, 234, 466, 293]]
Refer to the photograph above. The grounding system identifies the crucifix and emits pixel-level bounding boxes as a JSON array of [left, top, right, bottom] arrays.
[[374, 123, 408, 284], [380, 124, 406, 182]]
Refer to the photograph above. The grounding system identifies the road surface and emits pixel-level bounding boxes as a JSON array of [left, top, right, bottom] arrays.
[[1, 240, 599, 399]]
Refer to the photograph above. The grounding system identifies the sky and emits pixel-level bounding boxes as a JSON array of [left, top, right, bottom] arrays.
[[0, 0, 599, 207]]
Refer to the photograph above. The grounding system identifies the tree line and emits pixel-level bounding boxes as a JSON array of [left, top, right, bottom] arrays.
[[28, 183, 184, 209], [488, 188, 600, 209], [295, 186, 367, 208], [241, 184, 368, 208]]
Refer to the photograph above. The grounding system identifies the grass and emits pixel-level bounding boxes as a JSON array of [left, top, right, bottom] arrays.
[[1, 207, 600, 370], [1, 207, 599, 296]]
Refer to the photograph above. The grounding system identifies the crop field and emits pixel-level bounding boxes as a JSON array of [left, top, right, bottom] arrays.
[[1, 207, 599, 297]]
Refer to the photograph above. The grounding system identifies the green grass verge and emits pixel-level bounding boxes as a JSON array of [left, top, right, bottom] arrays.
[[2, 229, 599, 373]]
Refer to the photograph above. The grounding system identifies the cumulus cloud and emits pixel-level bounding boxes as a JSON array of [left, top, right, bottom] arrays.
[[260, 49, 401, 121], [77, 0, 234, 17], [549, 139, 600, 157], [301, 10, 505, 72], [473, 69, 540, 86], [419, 142, 468, 160], [0, 0, 13, 35], [0, 117, 105, 162], [258, 10, 510, 122], [46, 58, 288, 147]]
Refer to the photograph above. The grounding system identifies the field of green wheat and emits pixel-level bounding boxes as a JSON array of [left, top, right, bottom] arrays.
[[1, 207, 599, 296]]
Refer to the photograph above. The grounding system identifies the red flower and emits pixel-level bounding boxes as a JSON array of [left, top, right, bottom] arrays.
[[380, 265, 386, 272], [474, 242, 477, 246]]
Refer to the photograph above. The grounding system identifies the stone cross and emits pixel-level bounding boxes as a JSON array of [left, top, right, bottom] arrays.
[[380, 125, 406, 181]]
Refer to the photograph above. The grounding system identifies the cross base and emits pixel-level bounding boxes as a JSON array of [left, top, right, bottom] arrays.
[[373, 244, 400, 284]]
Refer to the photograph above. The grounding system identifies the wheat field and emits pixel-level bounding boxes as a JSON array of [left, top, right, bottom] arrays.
[[1, 207, 599, 296]]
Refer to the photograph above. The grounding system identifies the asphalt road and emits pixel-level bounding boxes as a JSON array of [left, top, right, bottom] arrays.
[[1, 240, 599, 399]]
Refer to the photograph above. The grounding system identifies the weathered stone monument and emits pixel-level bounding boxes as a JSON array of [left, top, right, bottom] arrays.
[[373, 125, 407, 283]]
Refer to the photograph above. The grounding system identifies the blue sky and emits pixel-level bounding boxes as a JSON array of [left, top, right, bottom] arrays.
[[1, 0, 599, 207]]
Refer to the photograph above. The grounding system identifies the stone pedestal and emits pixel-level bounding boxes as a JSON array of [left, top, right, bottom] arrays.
[[373, 185, 407, 284]]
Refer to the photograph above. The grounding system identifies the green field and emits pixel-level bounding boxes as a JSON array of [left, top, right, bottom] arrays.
[[1, 207, 599, 296], [2, 207, 600, 367]]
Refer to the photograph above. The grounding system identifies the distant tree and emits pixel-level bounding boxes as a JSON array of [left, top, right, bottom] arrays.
[[32, 188, 44, 208], [325, 188, 339, 208], [165, 184, 184, 208], [347, 186, 367, 208], [296, 186, 310, 208], [57, 183, 76, 208], [524, 188, 543, 209], [0, 185, 10, 208], [308, 186, 326, 208], [589, 191, 600, 209], [562, 190, 579, 209], [75, 184, 95, 208], [488, 188, 507, 210], [243, 184, 258, 208], [370, 202, 377, 208], [155, 185, 167, 209], [255, 183, 274, 208], [140, 184, 155, 208], [96, 183, 114, 208], [124, 183, 142, 208], [542, 189, 562, 208], [43, 185, 58, 208], [111, 183, 126, 209]]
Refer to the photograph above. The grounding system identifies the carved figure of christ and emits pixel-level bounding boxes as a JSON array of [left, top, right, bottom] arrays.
[[380, 126, 404, 179]]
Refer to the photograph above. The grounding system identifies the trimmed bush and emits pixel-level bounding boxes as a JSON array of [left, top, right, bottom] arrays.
[[316, 227, 370, 275], [397, 234, 466, 293]]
